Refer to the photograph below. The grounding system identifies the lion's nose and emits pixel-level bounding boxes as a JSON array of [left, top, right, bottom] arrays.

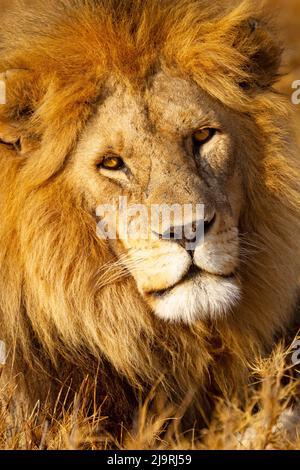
[[153, 213, 216, 250]]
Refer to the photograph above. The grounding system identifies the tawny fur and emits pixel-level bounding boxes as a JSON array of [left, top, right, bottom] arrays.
[[0, 0, 300, 431]]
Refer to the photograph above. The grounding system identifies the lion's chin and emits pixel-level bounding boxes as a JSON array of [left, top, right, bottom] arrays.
[[147, 273, 241, 324]]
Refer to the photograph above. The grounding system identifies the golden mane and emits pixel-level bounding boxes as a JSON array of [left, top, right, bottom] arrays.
[[0, 0, 300, 430]]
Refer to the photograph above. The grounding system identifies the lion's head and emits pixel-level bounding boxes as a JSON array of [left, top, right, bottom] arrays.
[[0, 0, 300, 423], [74, 70, 242, 323]]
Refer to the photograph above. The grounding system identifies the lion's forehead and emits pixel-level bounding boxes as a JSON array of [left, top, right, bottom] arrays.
[[96, 70, 228, 136]]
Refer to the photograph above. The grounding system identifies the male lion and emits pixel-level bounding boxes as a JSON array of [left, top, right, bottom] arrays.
[[0, 0, 300, 432]]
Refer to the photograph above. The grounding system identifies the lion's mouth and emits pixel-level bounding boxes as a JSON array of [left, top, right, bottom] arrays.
[[149, 264, 235, 298], [150, 265, 199, 298]]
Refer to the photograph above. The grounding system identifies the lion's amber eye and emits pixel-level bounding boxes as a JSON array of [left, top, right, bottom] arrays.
[[100, 155, 125, 171], [193, 128, 215, 145]]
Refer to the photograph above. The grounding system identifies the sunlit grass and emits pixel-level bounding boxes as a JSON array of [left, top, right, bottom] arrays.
[[1, 337, 300, 450]]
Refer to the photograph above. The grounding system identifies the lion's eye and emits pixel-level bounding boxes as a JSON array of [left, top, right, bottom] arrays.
[[99, 155, 125, 171], [192, 128, 215, 146], [0, 137, 22, 152]]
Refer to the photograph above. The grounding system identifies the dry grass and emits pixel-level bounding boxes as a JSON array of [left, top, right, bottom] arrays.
[[1, 335, 300, 450], [1, 0, 300, 450]]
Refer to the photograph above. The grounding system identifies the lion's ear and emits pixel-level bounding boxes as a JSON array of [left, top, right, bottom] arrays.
[[0, 69, 39, 154], [233, 17, 282, 91]]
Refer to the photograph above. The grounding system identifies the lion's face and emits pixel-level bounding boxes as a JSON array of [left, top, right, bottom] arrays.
[[71, 69, 243, 323]]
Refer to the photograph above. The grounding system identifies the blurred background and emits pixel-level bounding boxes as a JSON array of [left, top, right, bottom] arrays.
[[273, 0, 300, 86]]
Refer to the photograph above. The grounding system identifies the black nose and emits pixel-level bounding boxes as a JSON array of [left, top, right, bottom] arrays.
[[154, 213, 216, 249]]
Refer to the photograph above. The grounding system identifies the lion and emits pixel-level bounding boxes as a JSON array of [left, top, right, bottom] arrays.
[[0, 0, 300, 433]]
